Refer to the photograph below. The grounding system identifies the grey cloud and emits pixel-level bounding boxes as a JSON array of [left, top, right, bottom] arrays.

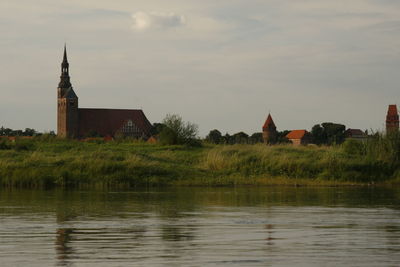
[[131, 11, 186, 31]]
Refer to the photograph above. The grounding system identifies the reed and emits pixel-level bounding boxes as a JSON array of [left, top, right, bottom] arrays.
[[0, 134, 398, 188]]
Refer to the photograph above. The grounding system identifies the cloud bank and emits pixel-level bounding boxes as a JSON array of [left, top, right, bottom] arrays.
[[1, 0, 400, 134], [131, 11, 186, 31]]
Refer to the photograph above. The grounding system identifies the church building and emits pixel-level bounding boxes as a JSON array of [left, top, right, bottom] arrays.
[[57, 46, 152, 138]]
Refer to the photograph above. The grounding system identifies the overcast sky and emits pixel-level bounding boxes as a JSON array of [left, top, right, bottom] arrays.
[[1, 0, 399, 135]]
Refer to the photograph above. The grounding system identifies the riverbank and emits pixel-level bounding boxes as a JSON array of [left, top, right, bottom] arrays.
[[0, 138, 399, 188]]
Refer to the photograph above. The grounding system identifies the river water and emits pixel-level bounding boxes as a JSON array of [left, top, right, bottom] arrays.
[[0, 187, 399, 266]]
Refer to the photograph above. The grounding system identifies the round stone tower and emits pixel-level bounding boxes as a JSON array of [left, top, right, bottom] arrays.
[[262, 114, 277, 144]]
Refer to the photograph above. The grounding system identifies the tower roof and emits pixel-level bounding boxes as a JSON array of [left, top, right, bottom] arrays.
[[286, 130, 309, 140], [59, 45, 72, 89], [62, 44, 68, 64], [263, 114, 276, 130]]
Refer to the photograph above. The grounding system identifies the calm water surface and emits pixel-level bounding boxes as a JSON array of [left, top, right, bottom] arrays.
[[0, 187, 400, 266]]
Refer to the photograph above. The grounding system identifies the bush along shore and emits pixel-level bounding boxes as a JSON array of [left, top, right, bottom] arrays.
[[0, 133, 399, 188]]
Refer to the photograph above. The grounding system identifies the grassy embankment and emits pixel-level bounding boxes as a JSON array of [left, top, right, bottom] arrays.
[[0, 134, 399, 188]]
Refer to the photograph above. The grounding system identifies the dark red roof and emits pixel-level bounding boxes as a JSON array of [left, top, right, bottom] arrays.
[[262, 114, 276, 130], [78, 108, 152, 137], [286, 130, 309, 140]]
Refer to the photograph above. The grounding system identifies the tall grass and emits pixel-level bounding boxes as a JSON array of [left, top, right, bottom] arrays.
[[0, 133, 399, 188]]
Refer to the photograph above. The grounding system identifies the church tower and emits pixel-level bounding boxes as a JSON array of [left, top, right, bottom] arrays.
[[57, 45, 79, 138], [386, 105, 399, 133], [262, 114, 277, 144]]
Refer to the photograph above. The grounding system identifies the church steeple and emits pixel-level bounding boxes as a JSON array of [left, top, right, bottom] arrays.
[[57, 44, 79, 138], [58, 44, 72, 89]]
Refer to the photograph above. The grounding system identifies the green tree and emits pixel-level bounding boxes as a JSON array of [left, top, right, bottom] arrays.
[[275, 130, 290, 144], [249, 132, 263, 144], [150, 123, 167, 136], [206, 129, 222, 144], [321, 122, 346, 145], [311, 123, 346, 145], [159, 127, 178, 145], [311, 124, 326, 145], [23, 128, 37, 136], [232, 132, 249, 144], [221, 133, 232, 144], [160, 114, 199, 146]]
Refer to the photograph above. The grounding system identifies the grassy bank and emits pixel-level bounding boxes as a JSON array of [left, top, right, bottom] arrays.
[[0, 135, 399, 188]]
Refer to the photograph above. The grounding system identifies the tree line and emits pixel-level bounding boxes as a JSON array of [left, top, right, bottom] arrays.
[[205, 122, 362, 145], [0, 127, 55, 137], [205, 129, 290, 144], [1, 117, 365, 146]]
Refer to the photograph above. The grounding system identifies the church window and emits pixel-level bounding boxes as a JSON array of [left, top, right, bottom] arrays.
[[121, 120, 141, 137]]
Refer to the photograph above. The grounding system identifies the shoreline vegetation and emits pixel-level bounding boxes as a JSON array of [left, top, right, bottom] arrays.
[[0, 133, 399, 188]]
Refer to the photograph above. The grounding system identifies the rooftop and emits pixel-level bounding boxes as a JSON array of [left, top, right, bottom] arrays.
[[262, 114, 276, 130], [286, 130, 309, 140]]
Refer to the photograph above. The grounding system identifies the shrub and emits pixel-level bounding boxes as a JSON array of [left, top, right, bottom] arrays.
[[14, 139, 36, 151], [0, 139, 11, 150], [342, 139, 365, 155], [35, 133, 56, 142], [160, 114, 200, 146], [159, 127, 179, 145]]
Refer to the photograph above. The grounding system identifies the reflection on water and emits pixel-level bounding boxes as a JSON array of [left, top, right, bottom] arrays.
[[0, 187, 400, 266], [55, 228, 73, 266]]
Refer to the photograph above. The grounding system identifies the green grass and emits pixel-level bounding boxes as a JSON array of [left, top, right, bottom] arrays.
[[0, 135, 399, 188]]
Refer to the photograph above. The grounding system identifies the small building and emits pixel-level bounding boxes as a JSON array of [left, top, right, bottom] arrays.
[[286, 130, 311, 146], [262, 114, 277, 144], [386, 105, 399, 133], [344, 129, 367, 140]]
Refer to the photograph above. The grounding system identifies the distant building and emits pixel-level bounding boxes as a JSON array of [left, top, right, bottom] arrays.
[[344, 129, 367, 140], [57, 46, 152, 138], [386, 105, 399, 133], [262, 114, 277, 144], [286, 130, 311, 146]]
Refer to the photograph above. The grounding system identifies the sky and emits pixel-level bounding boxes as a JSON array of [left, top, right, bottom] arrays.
[[1, 0, 399, 136]]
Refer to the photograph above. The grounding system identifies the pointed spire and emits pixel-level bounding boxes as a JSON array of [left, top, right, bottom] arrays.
[[63, 43, 68, 63], [59, 44, 72, 89], [263, 113, 276, 130], [62, 43, 69, 68]]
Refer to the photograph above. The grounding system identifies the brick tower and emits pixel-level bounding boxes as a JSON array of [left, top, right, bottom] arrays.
[[386, 105, 399, 133], [262, 113, 277, 144], [57, 45, 79, 138]]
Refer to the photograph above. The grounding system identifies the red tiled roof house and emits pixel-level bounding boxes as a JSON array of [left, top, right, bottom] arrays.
[[286, 130, 312, 146]]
